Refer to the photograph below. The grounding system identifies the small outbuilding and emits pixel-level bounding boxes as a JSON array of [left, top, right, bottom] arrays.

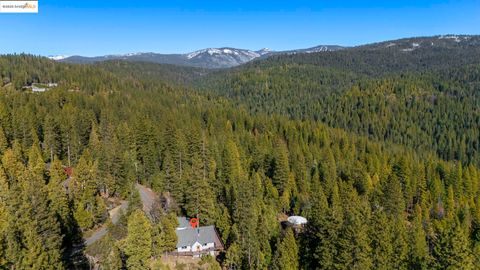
[[287, 216, 308, 226], [284, 216, 308, 233]]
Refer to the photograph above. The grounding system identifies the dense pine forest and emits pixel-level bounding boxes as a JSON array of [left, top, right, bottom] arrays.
[[1, 36, 480, 270]]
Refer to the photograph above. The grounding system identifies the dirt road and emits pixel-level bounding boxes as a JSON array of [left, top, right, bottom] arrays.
[[84, 200, 128, 246]]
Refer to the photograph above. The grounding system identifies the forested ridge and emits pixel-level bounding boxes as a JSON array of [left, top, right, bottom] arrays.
[[0, 35, 480, 270], [196, 36, 480, 166]]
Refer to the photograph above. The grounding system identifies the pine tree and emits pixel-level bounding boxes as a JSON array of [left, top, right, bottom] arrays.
[[104, 245, 123, 270], [234, 172, 263, 269], [184, 152, 216, 224], [272, 228, 299, 270], [0, 166, 9, 267], [88, 121, 101, 160], [409, 205, 429, 269], [162, 124, 187, 207], [304, 179, 337, 270], [72, 150, 101, 230], [42, 114, 59, 161], [18, 170, 64, 269], [391, 218, 409, 270], [225, 242, 242, 270], [336, 186, 372, 269], [47, 158, 73, 239], [383, 173, 405, 218], [79, 151, 99, 203], [162, 152, 183, 204], [2, 148, 25, 183], [125, 209, 152, 270], [27, 143, 45, 179], [433, 219, 475, 269], [319, 148, 337, 196], [20, 223, 52, 269], [216, 204, 232, 244], [222, 139, 243, 212], [0, 127, 7, 156], [370, 210, 394, 269], [273, 139, 290, 194], [152, 213, 178, 256]]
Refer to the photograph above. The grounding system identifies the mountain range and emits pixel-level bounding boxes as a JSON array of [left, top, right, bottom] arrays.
[[49, 35, 479, 69], [50, 45, 345, 69]]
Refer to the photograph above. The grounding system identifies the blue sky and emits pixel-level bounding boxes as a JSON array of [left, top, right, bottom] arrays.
[[0, 0, 478, 56]]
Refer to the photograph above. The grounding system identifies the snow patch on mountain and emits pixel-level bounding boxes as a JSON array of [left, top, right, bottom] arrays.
[[124, 52, 145, 57], [48, 55, 69, 60], [305, 46, 335, 53], [401, 42, 421, 52], [186, 48, 260, 60], [256, 48, 272, 55], [439, 35, 461, 42]]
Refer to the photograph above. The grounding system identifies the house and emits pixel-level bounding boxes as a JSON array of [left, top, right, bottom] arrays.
[[29, 83, 58, 92], [175, 217, 223, 257], [31, 85, 47, 92]]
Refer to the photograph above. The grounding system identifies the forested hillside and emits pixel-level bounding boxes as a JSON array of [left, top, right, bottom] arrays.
[[0, 36, 480, 270], [196, 36, 480, 166]]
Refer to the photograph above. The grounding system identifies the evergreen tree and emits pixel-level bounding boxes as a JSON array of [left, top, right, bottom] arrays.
[[433, 219, 475, 269], [391, 218, 409, 270], [383, 173, 405, 218], [336, 186, 372, 269], [18, 170, 64, 269], [319, 148, 337, 196], [125, 209, 152, 270], [409, 205, 429, 269], [234, 172, 263, 269], [272, 228, 299, 270], [72, 151, 101, 230], [152, 213, 178, 256], [47, 158, 73, 240], [184, 152, 216, 224], [225, 242, 242, 270], [0, 127, 7, 156], [222, 139, 243, 213], [272, 139, 290, 195], [104, 245, 123, 270], [370, 210, 394, 269], [304, 179, 337, 270], [0, 166, 9, 267], [42, 114, 59, 161]]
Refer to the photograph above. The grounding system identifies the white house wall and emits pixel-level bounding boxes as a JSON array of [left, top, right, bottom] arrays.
[[177, 246, 191, 252], [202, 242, 215, 250], [177, 241, 215, 253]]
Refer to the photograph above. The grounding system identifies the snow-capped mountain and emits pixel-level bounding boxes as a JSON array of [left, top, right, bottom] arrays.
[[49, 35, 480, 69], [185, 47, 268, 68], [300, 45, 345, 53], [55, 45, 345, 69], [48, 55, 70, 61], [358, 35, 480, 52], [266, 45, 344, 56], [256, 48, 272, 56]]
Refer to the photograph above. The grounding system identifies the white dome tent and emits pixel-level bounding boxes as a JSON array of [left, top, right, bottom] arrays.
[[287, 216, 308, 226]]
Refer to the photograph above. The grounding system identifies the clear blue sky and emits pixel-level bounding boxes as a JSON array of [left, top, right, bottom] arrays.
[[0, 0, 478, 56]]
